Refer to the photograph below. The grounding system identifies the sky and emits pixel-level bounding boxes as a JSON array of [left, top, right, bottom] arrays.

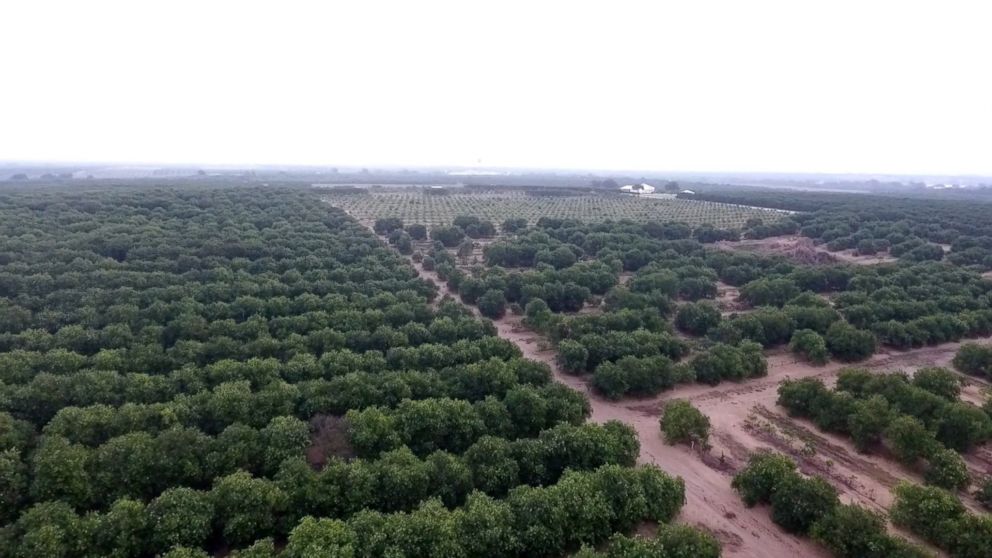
[[2, 0, 991, 175]]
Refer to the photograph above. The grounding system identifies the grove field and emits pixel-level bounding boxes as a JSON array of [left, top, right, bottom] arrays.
[[325, 189, 789, 229]]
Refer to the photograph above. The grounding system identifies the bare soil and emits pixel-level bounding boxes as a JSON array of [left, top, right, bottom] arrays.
[[715, 281, 748, 315], [306, 414, 354, 469], [716, 235, 897, 266]]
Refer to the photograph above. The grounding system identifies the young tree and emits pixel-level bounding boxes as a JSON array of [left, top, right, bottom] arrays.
[[825, 322, 876, 362], [145, 487, 215, 551], [283, 517, 356, 558], [660, 400, 710, 446], [788, 329, 829, 365], [674, 302, 721, 336], [732, 451, 797, 507], [211, 471, 289, 546], [770, 475, 839, 534], [847, 395, 893, 451], [373, 217, 404, 235], [557, 339, 589, 374], [912, 367, 961, 400], [885, 416, 937, 465], [924, 449, 970, 491], [501, 217, 528, 234], [477, 289, 508, 320], [952, 343, 992, 379], [404, 223, 428, 240]]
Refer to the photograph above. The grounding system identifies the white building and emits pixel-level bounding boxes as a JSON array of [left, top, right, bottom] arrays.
[[619, 183, 656, 195]]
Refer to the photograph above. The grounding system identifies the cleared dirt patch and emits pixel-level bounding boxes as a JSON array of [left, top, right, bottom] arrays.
[[715, 281, 747, 315], [306, 414, 354, 469], [716, 235, 897, 265]]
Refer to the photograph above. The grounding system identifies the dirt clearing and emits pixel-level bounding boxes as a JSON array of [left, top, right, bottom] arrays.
[[716, 235, 897, 265]]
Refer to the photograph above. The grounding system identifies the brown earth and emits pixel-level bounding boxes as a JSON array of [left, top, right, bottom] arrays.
[[715, 281, 748, 315], [716, 235, 897, 266], [306, 414, 354, 469]]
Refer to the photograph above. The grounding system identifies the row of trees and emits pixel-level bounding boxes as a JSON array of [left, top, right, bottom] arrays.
[[591, 355, 691, 399], [5, 347, 545, 432], [890, 482, 992, 558], [732, 452, 929, 557], [376, 215, 498, 244], [4, 462, 688, 558], [953, 342, 992, 380], [345, 384, 589, 457], [0, 298, 533, 376], [777, 369, 991, 490]]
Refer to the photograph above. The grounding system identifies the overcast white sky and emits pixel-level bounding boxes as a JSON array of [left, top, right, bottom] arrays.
[[1, 1, 990, 175]]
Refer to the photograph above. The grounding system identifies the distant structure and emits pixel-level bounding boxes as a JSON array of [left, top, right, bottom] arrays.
[[619, 183, 656, 195], [680, 189, 696, 195]]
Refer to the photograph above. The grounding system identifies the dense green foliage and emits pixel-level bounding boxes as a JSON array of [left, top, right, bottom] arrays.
[[730, 451, 796, 507], [891, 482, 992, 558], [788, 329, 829, 364], [732, 452, 928, 556], [0, 186, 704, 556], [777, 369, 991, 490], [574, 526, 721, 558], [953, 343, 992, 380], [659, 400, 710, 446], [674, 301, 721, 336]]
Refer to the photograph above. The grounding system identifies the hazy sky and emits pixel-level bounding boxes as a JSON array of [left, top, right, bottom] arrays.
[[2, 1, 990, 174]]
